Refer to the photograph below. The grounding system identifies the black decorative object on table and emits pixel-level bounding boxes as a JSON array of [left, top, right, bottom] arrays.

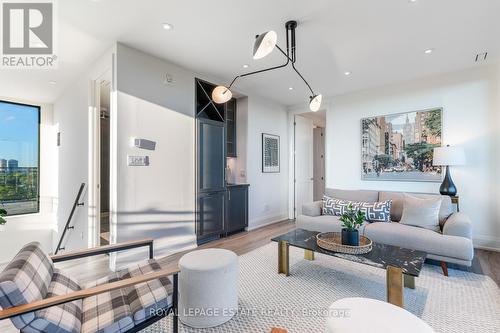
[[439, 165, 457, 196], [339, 203, 365, 246]]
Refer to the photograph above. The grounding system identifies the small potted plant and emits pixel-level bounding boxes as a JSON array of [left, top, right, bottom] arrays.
[[0, 208, 7, 231], [339, 203, 365, 246]]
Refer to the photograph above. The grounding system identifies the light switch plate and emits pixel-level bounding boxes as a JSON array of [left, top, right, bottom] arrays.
[[128, 155, 149, 166]]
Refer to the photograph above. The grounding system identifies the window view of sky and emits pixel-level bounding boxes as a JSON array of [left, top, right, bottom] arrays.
[[0, 101, 39, 167]]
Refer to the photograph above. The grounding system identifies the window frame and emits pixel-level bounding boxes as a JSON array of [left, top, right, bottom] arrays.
[[0, 100, 41, 216]]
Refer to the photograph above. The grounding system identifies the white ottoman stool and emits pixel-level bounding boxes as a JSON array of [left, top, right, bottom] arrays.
[[326, 298, 434, 333], [178, 249, 239, 328]]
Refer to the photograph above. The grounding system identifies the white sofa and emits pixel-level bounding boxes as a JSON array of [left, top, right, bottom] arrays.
[[297, 188, 474, 269]]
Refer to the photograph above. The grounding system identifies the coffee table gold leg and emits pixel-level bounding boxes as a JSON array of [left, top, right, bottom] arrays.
[[404, 274, 415, 289], [278, 240, 289, 276], [304, 249, 315, 261], [386, 266, 404, 307]]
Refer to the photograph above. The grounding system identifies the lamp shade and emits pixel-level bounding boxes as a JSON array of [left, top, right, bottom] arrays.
[[253, 31, 277, 59], [433, 146, 466, 166], [212, 86, 232, 104], [309, 94, 322, 112]]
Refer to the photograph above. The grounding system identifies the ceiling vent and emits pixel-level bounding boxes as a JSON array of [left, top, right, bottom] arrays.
[[475, 52, 488, 62]]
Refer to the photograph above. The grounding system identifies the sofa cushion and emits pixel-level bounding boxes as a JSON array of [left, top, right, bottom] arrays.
[[379, 191, 453, 224], [24, 269, 82, 333], [0, 242, 54, 330], [82, 274, 134, 333], [296, 214, 368, 234], [325, 189, 379, 203], [118, 260, 173, 324], [302, 201, 322, 217], [364, 222, 473, 261], [400, 194, 442, 232]]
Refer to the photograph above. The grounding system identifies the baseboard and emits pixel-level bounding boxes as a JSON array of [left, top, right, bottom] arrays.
[[247, 215, 290, 231], [473, 235, 500, 252]]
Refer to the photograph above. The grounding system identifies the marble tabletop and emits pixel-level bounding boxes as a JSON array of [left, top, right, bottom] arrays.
[[271, 228, 427, 277]]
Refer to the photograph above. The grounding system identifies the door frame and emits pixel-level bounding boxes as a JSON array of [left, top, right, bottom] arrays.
[[89, 69, 113, 248], [288, 101, 329, 220], [293, 114, 314, 218]]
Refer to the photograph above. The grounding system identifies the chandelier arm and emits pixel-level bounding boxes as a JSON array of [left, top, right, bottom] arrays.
[[291, 62, 316, 96], [227, 51, 290, 90]]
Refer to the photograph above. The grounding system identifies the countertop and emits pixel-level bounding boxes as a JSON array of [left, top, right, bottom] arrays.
[[226, 183, 250, 187]]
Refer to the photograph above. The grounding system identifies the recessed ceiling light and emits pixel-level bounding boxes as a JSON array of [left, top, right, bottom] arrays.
[[288, 87, 294, 91], [344, 71, 352, 76], [242, 64, 249, 68], [409, 0, 418, 3], [424, 48, 434, 54], [162, 23, 173, 30], [49, 80, 57, 85]]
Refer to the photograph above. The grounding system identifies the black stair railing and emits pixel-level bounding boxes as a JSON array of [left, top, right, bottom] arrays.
[[55, 183, 86, 255]]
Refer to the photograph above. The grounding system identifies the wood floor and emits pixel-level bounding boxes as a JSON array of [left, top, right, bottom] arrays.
[[1, 220, 499, 333]]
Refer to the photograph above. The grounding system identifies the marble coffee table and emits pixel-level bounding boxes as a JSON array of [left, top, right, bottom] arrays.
[[271, 228, 427, 308]]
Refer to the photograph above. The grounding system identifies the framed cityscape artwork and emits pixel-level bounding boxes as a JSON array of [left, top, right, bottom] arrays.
[[361, 108, 443, 182], [262, 133, 280, 173]]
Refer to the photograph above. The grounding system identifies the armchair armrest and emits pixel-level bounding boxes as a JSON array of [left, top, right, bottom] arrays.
[[50, 238, 154, 263], [442, 212, 473, 239], [0, 266, 180, 320], [302, 201, 323, 217]]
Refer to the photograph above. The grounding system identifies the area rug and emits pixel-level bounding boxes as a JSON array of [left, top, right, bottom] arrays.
[[143, 243, 500, 332]]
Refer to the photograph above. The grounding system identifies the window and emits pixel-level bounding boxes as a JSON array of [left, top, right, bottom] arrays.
[[0, 101, 40, 216]]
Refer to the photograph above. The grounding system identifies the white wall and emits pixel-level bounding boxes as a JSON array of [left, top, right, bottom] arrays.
[[246, 97, 289, 229], [327, 64, 500, 250], [0, 98, 56, 264], [112, 44, 200, 266], [114, 92, 196, 266]]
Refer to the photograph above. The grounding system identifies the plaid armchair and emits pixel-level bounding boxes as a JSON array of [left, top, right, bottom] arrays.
[[0, 241, 178, 333]]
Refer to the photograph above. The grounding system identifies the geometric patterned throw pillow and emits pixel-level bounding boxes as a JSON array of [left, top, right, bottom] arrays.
[[322, 195, 392, 222], [355, 200, 392, 222], [322, 195, 344, 216]]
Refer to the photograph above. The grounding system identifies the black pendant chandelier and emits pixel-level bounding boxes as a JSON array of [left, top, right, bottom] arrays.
[[212, 20, 322, 112]]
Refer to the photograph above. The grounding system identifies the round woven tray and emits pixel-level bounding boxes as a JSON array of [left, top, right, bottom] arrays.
[[316, 232, 373, 254]]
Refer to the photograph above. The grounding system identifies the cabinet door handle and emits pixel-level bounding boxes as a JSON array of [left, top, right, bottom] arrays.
[[228, 191, 231, 200]]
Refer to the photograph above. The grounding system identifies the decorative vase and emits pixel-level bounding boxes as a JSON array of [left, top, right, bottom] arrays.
[[439, 165, 457, 196], [341, 228, 359, 246]]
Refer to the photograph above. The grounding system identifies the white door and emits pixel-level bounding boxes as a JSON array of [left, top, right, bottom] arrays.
[[295, 115, 314, 217]]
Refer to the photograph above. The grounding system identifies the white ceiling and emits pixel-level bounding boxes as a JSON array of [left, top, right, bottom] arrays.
[[1, 0, 499, 105]]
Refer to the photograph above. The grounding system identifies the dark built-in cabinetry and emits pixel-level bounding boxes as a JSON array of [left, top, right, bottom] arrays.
[[195, 78, 248, 244], [225, 98, 237, 158], [226, 184, 248, 233]]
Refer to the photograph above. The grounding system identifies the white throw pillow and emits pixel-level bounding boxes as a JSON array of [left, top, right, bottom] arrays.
[[400, 194, 442, 232]]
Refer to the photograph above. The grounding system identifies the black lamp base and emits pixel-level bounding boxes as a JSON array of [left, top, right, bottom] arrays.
[[439, 165, 457, 196]]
